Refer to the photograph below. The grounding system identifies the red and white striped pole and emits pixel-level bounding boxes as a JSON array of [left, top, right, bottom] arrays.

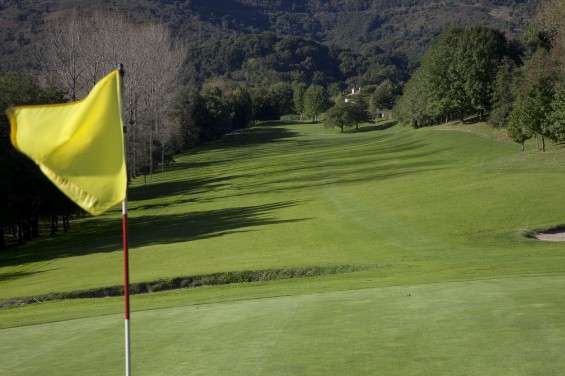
[[118, 64, 132, 376], [122, 199, 131, 376]]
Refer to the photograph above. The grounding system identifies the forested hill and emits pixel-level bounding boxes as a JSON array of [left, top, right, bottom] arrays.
[[168, 0, 536, 59], [1, 0, 536, 76]]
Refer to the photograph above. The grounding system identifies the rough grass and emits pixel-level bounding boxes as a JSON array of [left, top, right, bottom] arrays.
[[1, 264, 383, 308], [2, 120, 565, 375]]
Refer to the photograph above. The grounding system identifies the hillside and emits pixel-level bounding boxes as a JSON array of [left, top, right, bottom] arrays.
[[0, 0, 537, 77]]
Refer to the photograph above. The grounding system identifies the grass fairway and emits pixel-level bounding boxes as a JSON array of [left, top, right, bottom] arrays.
[[1, 120, 565, 374]]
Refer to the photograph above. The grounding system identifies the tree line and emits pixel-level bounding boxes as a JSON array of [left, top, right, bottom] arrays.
[[0, 73, 74, 250], [394, 0, 564, 151], [505, 0, 564, 151], [174, 80, 341, 148]]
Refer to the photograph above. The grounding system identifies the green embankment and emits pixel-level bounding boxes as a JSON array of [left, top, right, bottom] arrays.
[[1, 120, 564, 375]]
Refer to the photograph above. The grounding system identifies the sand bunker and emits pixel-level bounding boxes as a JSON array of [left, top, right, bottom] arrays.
[[531, 231, 565, 242]]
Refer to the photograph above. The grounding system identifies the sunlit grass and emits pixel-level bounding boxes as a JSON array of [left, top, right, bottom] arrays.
[[2, 120, 565, 375], [3, 120, 564, 300]]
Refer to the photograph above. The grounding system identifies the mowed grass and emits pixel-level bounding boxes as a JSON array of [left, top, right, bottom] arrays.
[[2, 277, 565, 375], [1, 120, 565, 375]]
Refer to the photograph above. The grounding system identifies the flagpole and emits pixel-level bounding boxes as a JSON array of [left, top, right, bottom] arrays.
[[118, 63, 132, 376], [123, 199, 131, 376]]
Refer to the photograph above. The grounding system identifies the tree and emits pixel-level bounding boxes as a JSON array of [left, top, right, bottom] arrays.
[[393, 69, 433, 128], [508, 73, 555, 151], [324, 101, 349, 133], [368, 79, 396, 119], [269, 82, 294, 116], [251, 86, 278, 120], [174, 82, 253, 149], [395, 25, 512, 125], [488, 57, 520, 128], [228, 87, 253, 130], [507, 99, 533, 151], [0, 72, 72, 248], [303, 84, 330, 122], [506, 0, 563, 150], [292, 81, 307, 119], [173, 88, 204, 149], [198, 88, 232, 142], [38, 9, 186, 180], [547, 83, 565, 141], [324, 101, 369, 132], [458, 25, 510, 119], [347, 101, 370, 131]]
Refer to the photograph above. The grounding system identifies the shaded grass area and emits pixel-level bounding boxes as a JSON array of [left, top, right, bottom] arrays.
[[0, 264, 383, 308], [0, 201, 309, 267]]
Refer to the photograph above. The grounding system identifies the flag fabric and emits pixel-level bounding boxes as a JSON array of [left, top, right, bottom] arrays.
[[7, 70, 126, 216]]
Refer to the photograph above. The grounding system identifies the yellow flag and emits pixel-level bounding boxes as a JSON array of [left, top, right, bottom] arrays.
[[7, 70, 126, 216]]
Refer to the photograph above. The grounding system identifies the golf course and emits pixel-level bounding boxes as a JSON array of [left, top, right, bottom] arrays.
[[1, 119, 565, 375]]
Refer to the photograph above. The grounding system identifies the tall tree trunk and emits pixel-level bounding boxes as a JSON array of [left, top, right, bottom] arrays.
[[23, 220, 32, 241], [17, 222, 24, 245], [149, 125, 154, 177], [0, 227, 5, 250], [31, 216, 40, 238], [63, 215, 69, 232], [161, 144, 165, 173], [50, 215, 58, 235]]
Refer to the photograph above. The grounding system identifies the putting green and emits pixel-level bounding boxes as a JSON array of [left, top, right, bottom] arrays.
[[1, 276, 564, 375]]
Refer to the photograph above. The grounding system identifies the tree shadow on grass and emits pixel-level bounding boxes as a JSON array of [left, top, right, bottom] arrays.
[[128, 201, 309, 248], [214, 125, 301, 150], [355, 121, 398, 132], [201, 141, 451, 201], [131, 197, 204, 212], [0, 201, 310, 267], [129, 176, 230, 202], [0, 270, 49, 283], [163, 159, 232, 172]]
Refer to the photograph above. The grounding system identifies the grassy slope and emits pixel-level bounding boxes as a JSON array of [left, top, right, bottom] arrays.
[[1, 120, 565, 374], [2, 121, 564, 299]]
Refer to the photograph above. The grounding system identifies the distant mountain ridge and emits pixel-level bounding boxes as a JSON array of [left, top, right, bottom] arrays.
[[0, 0, 537, 75]]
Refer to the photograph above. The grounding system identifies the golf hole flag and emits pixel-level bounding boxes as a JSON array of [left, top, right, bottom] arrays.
[[7, 70, 126, 216]]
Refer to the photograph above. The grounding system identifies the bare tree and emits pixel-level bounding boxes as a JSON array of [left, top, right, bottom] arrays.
[[37, 9, 186, 180], [37, 9, 89, 100], [133, 23, 186, 176]]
